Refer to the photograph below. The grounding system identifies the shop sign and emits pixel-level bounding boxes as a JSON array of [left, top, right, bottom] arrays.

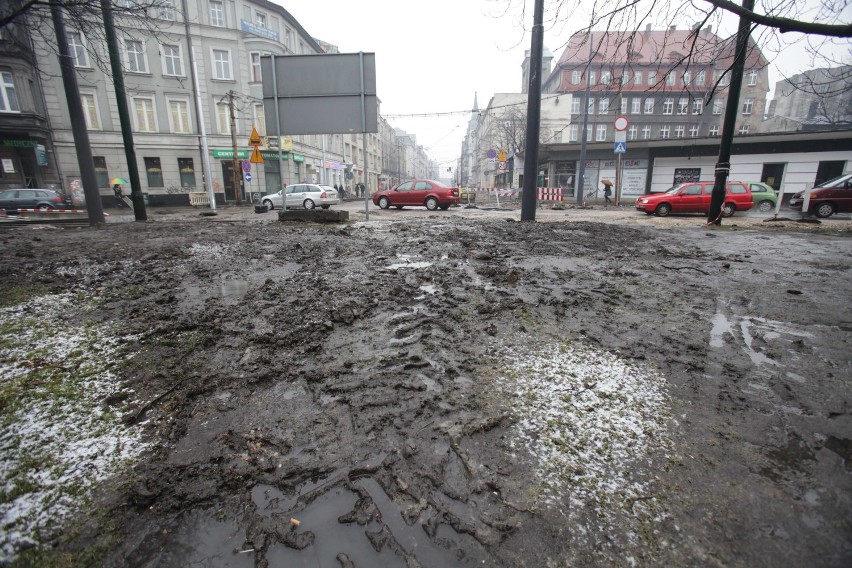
[[213, 149, 249, 159], [260, 150, 289, 160], [292, 153, 304, 163], [240, 20, 279, 41], [36, 144, 48, 166], [3, 139, 37, 148]]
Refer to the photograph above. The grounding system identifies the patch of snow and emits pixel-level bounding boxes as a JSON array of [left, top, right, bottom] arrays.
[[0, 292, 151, 563]]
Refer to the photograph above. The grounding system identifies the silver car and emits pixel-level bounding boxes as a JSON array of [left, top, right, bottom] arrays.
[[260, 184, 340, 210]]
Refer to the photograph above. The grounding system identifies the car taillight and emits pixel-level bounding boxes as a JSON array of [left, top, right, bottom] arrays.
[[52, 196, 63, 203], [320, 191, 327, 198]]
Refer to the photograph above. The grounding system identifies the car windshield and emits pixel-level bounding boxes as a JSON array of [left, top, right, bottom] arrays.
[[664, 185, 682, 194], [816, 174, 852, 188], [319, 185, 336, 192]]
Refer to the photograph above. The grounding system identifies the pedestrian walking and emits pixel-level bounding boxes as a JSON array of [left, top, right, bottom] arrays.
[[602, 179, 613, 206], [113, 184, 127, 208]]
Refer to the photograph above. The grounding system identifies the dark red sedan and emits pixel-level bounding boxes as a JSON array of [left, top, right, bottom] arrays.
[[372, 179, 460, 211]]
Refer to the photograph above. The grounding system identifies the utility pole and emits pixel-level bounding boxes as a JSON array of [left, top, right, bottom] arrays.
[[708, 0, 754, 225], [576, 31, 594, 207], [520, 0, 545, 221], [228, 91, 242, 205], [101, 0, 147, 221], [50, 0, 105, 225]]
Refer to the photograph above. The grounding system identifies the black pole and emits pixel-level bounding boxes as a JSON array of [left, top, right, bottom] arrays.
[[520, 0, 545, 221], [576, 32, 594, 206], [50, 0, 105, 225], [101, 0, 147, 220], [708, 0, 754, 225]]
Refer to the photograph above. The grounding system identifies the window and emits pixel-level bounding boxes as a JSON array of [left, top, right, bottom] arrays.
[[144, 157, 163, 187], [209, 0, 224, 26], [256, 12, 266, 27], [92, 156, 109, 188], [162, 44, 183, 76], [585, 126, 592, 141], [567, 124, 578, 142], [125, 39, 148, 73], [644, 98, 654, 114], [216, 102, 231, 134], [692, 99, 703, 115], [634, 71, 643, 86], [621, 72, 629, 86], [571, 70, 581, 85], [254, 103, 265, 135], [212, 49, 232, 80], [674, 125, 685, 138], [718, 71, 729, 86], [178, 158, 196, 187], [599, 98, 609, 114], [712, 99, 723, 114], [628, 124, 638, 140], [660, 125, 670, 139], [696, 70, 706, 86], [587, 97, 595, 114], [747, 70, 758, 86], [168, 98, 191, 133], [689, 125, 699, 137], [571, 98, 581, 114], [589, 71, 596, 86], [596, 124, 607, 141], [1, 72, 21, 113], [620, 98, 627, 114], [662, 98, 674, 115], [81, 93, 100, 129], [666, 72, 675, 86], [132, 96, 157, 132], [68, 31, 89, 68], [250, 52, 262, 82], [631, 98, 641, 114], [600, 70, 611, 85], [641, 125, 651, 139], [683, 71, 691, 86], [648, 71, 657, 85], [742, 98, 753, 115], [158, 0, 175, 20], [709, 125, 720, 136], [738, 124, 750, 135], [677, 98, 688, 114]]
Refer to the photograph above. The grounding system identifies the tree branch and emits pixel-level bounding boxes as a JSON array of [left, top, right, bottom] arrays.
[[701, 0, 852, 37]]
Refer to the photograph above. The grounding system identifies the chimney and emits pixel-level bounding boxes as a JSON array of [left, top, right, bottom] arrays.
[[705, 25, 712, 34], [669, 25, 676, 32], [645, 24, 652, 32]]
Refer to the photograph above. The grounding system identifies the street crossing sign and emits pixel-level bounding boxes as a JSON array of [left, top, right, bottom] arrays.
[[250, 146, 265, 164], [614, 142, 627, 154]]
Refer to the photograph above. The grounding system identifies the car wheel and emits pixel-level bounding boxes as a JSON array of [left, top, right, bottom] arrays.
[[262, 199, 274, 210], [757, 200, 774, 213], [303, 199, 316, 210], [37, 204, 54, 211], [378, 196, 390, 209], [425, 197, 439, 211], [320, 205, 330, 209], [721, 203, 736, 217], [814, 202, 836, 218], [654, 203, 671, 217]]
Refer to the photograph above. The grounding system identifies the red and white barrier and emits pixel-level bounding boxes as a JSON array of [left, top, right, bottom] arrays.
[[464, 187, 564, 201], [14, 208, 90, 213]]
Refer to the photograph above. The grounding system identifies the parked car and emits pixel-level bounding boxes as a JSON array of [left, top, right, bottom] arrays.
[[372, 179, 460, 211], [260, 184, 340, 210], [0, 188, 70, 212], [747, 182, 779, 213], [634, 181, 753, 217], [788, 173, 852, 218]]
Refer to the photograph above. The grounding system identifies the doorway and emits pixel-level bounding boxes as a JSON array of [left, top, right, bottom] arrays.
[[220, 161, 241, 202], [761, 163, 785, 191], [815, 160, 846, 187]]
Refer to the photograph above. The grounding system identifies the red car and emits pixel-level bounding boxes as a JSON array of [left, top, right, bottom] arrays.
[[635, 181, 753, 217], [372, 179, 460, 211]]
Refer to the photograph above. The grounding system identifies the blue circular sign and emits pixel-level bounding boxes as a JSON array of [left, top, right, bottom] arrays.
[[244, 172, 252, 182]]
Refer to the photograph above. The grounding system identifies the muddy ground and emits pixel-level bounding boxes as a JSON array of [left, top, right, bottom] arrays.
[[2, 206, 851, 567]]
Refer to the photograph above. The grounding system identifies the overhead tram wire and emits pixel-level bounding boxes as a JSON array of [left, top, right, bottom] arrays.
[[383, 93, 562, 119]]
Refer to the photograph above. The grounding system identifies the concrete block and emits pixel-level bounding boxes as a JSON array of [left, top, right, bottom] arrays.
[[278, 209, 349, 223]]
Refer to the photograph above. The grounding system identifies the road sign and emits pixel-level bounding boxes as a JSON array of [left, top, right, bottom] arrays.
[[614, 116, 629, 131], [614, 130, 627, 143], [242, 160, 251, 173], [249, 146, 265, 164], [498, 161, 507, 170], [498, 149, 507, 162], [248, 126, 263, 147], [244, 172, 253, 182], [614, 142, 627, 154], [487, 148, 497, 159]]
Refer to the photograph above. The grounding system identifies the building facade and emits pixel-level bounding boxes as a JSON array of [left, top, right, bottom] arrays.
[[765, 65, 852, 131]]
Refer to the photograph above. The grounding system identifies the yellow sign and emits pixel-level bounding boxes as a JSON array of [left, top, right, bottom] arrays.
[[249, 146, 264, 164], [248, 126, 263, 147], [498, 149, 507, 162]]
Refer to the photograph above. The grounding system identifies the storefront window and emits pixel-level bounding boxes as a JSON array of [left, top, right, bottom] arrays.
[[178, 158, 196, 187], [92, 156, 109, 188], [554, 160, 576, 196], [144, 157, 163, 187]]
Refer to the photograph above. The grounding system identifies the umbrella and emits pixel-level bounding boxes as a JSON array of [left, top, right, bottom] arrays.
[[601, 179, 613, 186], [109, 177, 129, 185]]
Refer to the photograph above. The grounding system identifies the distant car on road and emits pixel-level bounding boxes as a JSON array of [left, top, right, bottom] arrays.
[[260, 184, 340, 211], [747, 182, 779, 213], [372, 179, 460, 211], [634, 181, 753, 217], [0, 189, 70, 212], [788, 173, 852, 218]]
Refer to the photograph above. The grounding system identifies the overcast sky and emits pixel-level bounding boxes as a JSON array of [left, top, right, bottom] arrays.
[[281, 0, 850, 169]]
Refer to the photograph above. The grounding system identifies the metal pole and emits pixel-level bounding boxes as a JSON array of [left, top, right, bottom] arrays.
[[520, 0, 545, 221], [271, 55, 284, 194], [577, 31, 594, 207], [359, 52, 369, 220], [100, 0, 146, 220], [50, 1, 104, 224], [181, 0, 213, 209], [228, 91, 241, 205], [708, 0, 754, 225]]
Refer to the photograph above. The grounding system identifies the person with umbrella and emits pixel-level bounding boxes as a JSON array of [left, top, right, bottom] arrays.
[[111, 177, 129, 208], [601, 178, 613, 206]]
